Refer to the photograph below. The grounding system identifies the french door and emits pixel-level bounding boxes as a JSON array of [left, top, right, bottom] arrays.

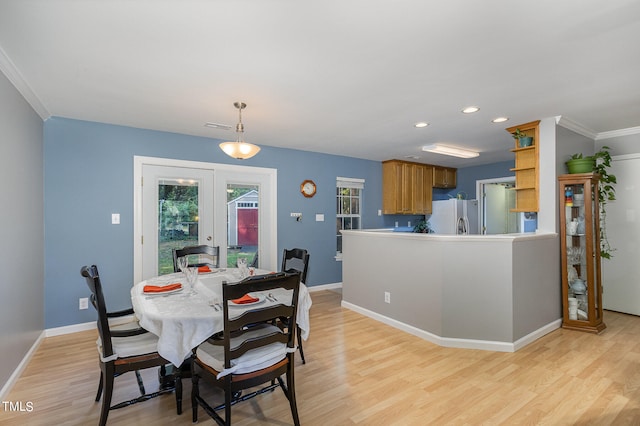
[[140, 165, 214, 280], [134, 156, 278, 283]]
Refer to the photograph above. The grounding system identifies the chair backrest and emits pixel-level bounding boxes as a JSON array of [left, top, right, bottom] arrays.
[[80, 265, 114, 360], [221, 272, 300, 370], [173, 245, 220, 272], [281, 248, 310, 284]]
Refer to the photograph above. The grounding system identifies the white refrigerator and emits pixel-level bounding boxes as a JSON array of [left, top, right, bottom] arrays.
[[429, 199, 479, 235]]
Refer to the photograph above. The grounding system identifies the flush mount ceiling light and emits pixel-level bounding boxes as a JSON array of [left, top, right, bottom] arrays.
[[461, 106, 480, 114], [422, 144, 479, 158], [492, 117, 509, 123], [218, 102, 261, 160], [414, 122, 429, 128]]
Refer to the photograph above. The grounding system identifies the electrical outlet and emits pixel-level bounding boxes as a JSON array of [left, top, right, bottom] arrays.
[[79, 297, 89, 310], [384, 291, 391, 304]]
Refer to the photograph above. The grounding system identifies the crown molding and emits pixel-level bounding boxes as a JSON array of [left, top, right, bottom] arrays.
[[596, 126, 640, 140], [556, 116, 597, 140], [0, 44, 49, 120], [557, 115, 640, 141]]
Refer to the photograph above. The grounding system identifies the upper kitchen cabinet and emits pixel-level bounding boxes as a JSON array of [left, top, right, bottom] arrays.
[[382, 160, 433, 215], [432, 166, 457, 189], [506, 120, 540, 212]]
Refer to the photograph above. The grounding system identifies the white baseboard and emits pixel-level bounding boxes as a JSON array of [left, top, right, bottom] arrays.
[[45, 321, 96, 337], [513, 318, 562, 351], [0, 331, 45, 401], [341, 300, 561, 353], [307, 282, 342, 292]]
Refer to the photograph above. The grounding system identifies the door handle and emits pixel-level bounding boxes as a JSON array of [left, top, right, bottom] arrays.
[[206, 236, 212, 241]]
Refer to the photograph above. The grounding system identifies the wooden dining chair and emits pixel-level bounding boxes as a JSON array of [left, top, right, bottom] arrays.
[[80, 265, 183, 426], [172, 244, 220, 272], [281, 248, 310, 363], [191, 272, 301, 426], [281, 248, 310, 284]]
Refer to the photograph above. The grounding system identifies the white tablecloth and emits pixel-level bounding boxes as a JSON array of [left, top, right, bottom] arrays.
[[131, 269, 312, 367]]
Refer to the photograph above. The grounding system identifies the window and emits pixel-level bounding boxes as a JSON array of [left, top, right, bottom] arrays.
[[336, 177, 364, 259]]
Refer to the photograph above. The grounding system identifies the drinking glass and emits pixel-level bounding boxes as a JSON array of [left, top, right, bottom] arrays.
[[183, 266, 198, 294], [178, 256, 188, 272]]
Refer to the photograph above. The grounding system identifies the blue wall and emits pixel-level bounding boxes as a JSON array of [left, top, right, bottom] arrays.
[[44, 117, 419, 328]]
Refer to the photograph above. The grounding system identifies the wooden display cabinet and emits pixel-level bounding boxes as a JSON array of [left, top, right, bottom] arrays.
[[558, 173, 605, 333], [432, 166, 457, 189], [382, 160, 433, 215], [506, 120, 539, 212]]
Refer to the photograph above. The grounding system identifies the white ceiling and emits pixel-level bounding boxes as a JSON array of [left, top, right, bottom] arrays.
[[1, 0, 639, 168]]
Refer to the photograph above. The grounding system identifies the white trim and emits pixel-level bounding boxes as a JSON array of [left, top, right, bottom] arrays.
[[0, 45, 49, 120], [596, 126, 640, 140], [512, 319, 562, 351], [307, 282, 342, 292], [45, 321, 96, 337], [612, 153, 640, 161], [556, 116, 597, 140], [340, 300, 561, 353], [0, 331, 45, 401]]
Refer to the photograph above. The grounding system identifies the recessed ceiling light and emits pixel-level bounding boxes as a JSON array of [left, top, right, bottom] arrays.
[[461, 106, 480, 114], [492, 117, 509, 123], [414, 122, 429, 128]]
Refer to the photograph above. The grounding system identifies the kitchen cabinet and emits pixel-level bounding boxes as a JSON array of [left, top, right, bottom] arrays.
[[414, 163, 433, 214], [382, 160, 432, 215], [506, 120, 539, 212], [432, 166, 457, 188], [559, 173, 605, 333]]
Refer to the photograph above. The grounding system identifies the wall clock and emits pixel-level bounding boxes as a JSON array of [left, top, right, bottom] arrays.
[[300, 180, 317, 198]]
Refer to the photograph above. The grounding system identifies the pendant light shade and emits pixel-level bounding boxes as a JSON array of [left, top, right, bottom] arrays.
[[219, 102, 261, 159]]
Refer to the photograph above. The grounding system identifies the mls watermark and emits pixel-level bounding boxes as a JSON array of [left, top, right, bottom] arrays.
[[2, 401, 34, 412]]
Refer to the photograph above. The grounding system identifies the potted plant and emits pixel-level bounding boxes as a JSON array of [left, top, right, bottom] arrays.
[[413, 219, 432, 233], [593, 146, 617, 259], [512, 129, 533, 148], [566, 146, 617, 259], [566, 152, 596, 174]]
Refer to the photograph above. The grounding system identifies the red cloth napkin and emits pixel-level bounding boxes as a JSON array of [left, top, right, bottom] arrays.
[[232, 294, 259, 304], [198, 266, 211, 273], [143, 283, 182, 293]]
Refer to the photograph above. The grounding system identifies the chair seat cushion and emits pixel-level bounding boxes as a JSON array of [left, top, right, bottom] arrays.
[[96, 331, 160, 362], [196, 324, 294, 379], [109, 316, 140, 331]]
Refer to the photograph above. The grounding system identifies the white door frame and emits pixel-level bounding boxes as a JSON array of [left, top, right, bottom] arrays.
[[133, 156, 278, 284], [476, 176, 516, 235]]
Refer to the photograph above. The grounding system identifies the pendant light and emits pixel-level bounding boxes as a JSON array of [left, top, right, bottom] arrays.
[[219, 102, 261, 159]]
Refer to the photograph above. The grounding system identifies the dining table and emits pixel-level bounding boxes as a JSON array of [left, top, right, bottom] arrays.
[[130, 268, 312, 367]]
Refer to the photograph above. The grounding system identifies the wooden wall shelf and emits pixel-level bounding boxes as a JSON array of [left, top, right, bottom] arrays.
[[506, 120, 540, 212]]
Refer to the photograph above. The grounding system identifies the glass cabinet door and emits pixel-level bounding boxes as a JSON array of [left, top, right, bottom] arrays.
[[559, 173, 605, 333]]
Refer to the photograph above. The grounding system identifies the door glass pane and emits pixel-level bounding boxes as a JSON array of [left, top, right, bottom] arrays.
[[226, 183, 259, 268], [158, 178, 199, 275]]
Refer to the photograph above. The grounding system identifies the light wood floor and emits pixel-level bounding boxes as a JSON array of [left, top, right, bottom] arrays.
[[3, 290, 640, 425]]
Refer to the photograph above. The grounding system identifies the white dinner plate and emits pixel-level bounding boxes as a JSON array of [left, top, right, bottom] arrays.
[[229, 294, 266, 307]]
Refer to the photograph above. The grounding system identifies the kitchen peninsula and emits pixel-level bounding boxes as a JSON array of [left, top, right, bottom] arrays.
[[341, 229, 561, 351]]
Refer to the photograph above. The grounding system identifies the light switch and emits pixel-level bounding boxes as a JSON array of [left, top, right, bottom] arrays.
[[316, 214, 325, 222], [111, 213, 120, 225]]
